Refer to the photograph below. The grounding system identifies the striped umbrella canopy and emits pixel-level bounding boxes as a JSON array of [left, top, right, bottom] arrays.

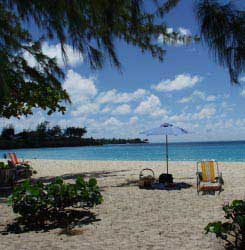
[[141, 123, 188, 174]]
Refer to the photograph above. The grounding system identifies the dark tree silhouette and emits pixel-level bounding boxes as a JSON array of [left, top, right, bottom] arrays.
[[36, 121, 49, 138], [1, 125, 15, 139], [49, 125, 62, 137], [64, 127, 87, 138]]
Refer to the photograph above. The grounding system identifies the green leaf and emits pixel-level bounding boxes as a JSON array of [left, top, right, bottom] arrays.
[[88, 178, 97, 187]]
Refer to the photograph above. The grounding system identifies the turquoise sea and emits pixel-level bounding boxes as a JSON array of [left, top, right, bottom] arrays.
[[0, 141, 245, 162]]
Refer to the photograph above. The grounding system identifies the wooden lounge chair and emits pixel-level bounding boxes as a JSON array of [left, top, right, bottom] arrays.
[[8, 153, 32, 182], [0, 167, 16, 188], [9, 152, 29, 167], [196, 160, 223, 195]]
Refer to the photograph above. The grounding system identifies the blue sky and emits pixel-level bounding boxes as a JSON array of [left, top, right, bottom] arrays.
[[1, 0, 245, 142]]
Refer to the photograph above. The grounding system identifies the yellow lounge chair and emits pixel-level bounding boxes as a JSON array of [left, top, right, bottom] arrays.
[[196, 160, 223, 195]]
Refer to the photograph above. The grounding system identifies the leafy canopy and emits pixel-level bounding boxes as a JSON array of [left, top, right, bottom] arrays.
[[0, 0, 244, 119], [1, 0, 184, 118], [0, 3, 70, 118], [196, 0, 245, 84]]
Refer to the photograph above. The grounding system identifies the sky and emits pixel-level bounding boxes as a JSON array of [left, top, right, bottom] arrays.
[[1, 0, 245, 142]]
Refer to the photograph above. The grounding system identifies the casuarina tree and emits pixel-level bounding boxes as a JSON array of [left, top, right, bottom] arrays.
[[0, 1, 244, 118]]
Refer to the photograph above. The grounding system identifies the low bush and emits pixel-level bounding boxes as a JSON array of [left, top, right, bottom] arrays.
[[205, 200, 245, 249], [8, 177, 103, 223], [0, 162, 11, 169]]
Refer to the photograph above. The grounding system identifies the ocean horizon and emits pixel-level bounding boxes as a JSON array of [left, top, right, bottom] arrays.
[[1, 140, 245, 162]]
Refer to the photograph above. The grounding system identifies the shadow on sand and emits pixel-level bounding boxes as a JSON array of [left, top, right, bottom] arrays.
[[112, 179, 192, 190], [148, 182, 192, 190], [38, 169, 132, 184], [1, 209, 100, 235]]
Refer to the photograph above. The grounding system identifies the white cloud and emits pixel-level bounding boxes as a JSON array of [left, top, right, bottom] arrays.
[[103, 117, 122, 127], [158, 27, 191, 46], [135, 94, 160, 114], [240, 89, 245, 97], [179, 91, 216, 103], [179, 91, 205, 103], [112, 104, 131, 115], [236, 118, 245, 127], [206, 95, 216, 102], [96, 89, 117, 104], [240, 77, 245, 82], [63, 70, 97, 104], [192, 104, 216, 120], [23, 51, 36, 68], [0, 111, 45, 132], [178, 27, 190, 36], [57, 117, 88, 129], [151, 108, 168, 118], [42, 42, 83, 67], [135, 94, 168, 117], [129, 116, 138, 124], [71, 103, 99, 117], [152, 74, 202, 92], [167, 28, 174, 34], [221, 102, 235, 113], [96, 88, 148, 104], [23, 42, 83, 68], [179, 96, 193, 104], [133, 89, 148, 98], [101, 106, 111, 114], [169, 104, 216, 123], [170, 113, 190, 123], [157, 34, 165, 44]]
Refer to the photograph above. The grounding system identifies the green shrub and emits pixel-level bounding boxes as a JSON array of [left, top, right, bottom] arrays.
[[8, 177, 103, 223], [205, 200, 245, 249], [0, 162, 10, 169], [17, 163, 30, 168]]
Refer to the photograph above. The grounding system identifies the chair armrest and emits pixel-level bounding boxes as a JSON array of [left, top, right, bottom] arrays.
[[196, 172, 201, 186], [215, 172, 224, 185], [218, 172, 224, 185], [196, 172, 202, 182]]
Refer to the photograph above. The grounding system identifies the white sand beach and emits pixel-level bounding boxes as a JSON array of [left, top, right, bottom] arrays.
[[0, 160, 245, 250]]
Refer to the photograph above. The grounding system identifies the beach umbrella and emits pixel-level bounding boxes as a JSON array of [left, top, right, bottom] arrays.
[[141, 123, 188, 174]]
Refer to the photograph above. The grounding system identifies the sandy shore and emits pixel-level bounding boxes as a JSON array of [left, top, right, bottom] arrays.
[[0, 160, 245, 250]]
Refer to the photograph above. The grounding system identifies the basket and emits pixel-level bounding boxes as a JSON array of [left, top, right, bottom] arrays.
[[139, 168, 155, 188]]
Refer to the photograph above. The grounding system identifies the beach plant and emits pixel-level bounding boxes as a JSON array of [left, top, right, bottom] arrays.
[[205, 200, 245, 249], [8, 177, 103, 224], [0, 162, 10, 169]]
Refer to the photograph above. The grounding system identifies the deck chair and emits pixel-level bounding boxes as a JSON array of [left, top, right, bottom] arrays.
[[8, 153, 32, 185], [196, 160, 223, 195], [9, 152, 29, 166]]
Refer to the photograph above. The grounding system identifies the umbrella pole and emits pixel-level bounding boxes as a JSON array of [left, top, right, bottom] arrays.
[[166, 134, 168, 174]]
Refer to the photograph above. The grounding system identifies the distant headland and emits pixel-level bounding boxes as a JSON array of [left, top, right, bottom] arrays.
[[0, 122, 148, 150]]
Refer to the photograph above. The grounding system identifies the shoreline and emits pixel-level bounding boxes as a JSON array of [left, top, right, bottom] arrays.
[[2, 158, 245, 163]]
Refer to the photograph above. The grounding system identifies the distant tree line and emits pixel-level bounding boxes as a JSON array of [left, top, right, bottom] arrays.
[[0, 122, 147, 149], [1, 122, 87, 139]]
